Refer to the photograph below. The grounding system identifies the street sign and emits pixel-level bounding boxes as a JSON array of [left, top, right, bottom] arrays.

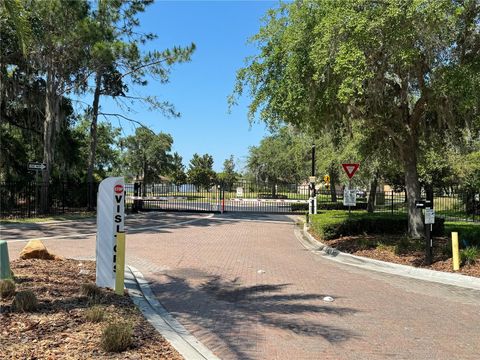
[[343, 189, 357, 206], [425, 208, 435, 224], [342, 163, 360, 179], [415, 200, 432, 208], [28, 162, 46, 170]]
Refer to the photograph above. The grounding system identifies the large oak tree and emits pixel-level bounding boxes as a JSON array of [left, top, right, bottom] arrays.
[[232, 0, 480, 238]]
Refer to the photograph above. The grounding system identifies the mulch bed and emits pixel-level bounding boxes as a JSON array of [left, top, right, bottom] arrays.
[[0, 259, 183, 360], [308, 231, 480, 278]]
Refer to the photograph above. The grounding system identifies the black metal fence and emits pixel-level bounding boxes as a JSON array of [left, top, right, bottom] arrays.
[[125, 181, 311, 214], [314, 189, 479, 222], [0, 182, 98, 219], [1, 180, 478, 221]]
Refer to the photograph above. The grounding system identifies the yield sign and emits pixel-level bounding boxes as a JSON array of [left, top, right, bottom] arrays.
[[342, 163, 360, 179]]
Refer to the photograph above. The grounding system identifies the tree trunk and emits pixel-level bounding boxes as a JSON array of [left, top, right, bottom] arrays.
[[271, 183, 276, 198], [142, 157, 147, 197], [87, 71, 102, 210], [329, 164, 338, 202], [40, 70, 59, 213], [367, 175, 378, 213], [402, 137, 424, 238]]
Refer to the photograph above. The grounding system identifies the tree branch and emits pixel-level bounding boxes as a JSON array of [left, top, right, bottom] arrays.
[[99, 112, 153, 133], [119, 58, 169, 80]]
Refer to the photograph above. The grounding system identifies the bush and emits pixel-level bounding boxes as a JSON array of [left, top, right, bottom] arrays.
[[310, 211, 444, 240], [317, 202, 368, 211], [376, 242, 395, 253], [101, 321, 133, 353], [0, 279, 16, 299], [445, 222, 480, 248], [85, 305, 106, 323], [81, 283, 102, 303], [460, 247, 479, 266], [394, 237, 423, 255], [13, 290, 38, 312]]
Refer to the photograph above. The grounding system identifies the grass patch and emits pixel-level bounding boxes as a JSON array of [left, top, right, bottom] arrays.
[[85, 305, 106, 323], [0, 279, 16, 299], [80, 283, 102, 304], [13, 290, 38, 312], [0, 212, 95, 224], [376, 242, 395, 253], [460, 247, 479, 266], [101, 321, 133, 353]]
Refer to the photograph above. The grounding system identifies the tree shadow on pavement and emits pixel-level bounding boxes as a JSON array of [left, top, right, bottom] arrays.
[[149, 271, 359, 360]]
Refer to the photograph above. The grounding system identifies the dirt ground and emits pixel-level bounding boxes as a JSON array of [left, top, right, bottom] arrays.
[[0, 259, 183, 360]]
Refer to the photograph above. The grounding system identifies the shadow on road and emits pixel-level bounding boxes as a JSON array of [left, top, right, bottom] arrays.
[[149, 269, 358, 360]]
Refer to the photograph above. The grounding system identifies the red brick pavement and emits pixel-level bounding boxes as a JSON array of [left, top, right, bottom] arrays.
[[3, 213, 480, 360]]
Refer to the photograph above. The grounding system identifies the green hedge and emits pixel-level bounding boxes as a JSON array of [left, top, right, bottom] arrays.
[[291, 202, 368, 212], [445, 222, 480, 247], [310, 211, 445, 240]]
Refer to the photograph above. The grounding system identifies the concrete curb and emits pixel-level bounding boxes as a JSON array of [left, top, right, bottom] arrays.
[[125, 265, 220, 360], [296, 224, 480, 291]]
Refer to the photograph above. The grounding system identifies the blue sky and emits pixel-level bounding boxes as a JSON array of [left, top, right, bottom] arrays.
[[98, 0, 279, 172]]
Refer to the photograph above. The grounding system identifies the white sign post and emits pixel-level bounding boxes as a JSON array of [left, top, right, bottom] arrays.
[[96, 177, 125, 289]]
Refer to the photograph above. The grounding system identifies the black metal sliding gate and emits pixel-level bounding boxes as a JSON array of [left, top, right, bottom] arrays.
[[125, 181, 311, 214]]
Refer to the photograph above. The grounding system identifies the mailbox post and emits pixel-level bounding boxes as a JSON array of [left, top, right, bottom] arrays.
[[415, 199, 434, 265]]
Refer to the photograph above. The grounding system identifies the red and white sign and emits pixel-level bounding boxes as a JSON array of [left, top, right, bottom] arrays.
[[342, 163, 360, 179], [97, 177, 125, 289]]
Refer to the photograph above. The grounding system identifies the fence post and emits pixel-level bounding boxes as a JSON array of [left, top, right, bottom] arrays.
[[391, 191, 394, 215], [62, 182, 66, 214], [472, 191, 476, 222]]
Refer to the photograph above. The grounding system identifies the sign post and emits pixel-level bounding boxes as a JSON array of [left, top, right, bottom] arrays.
[[28, 163, 47, 214], [96, 177, 125, 289], [416, 199, 434, 265], [115, 231, 126, 295], [342, 163, 360, 214]]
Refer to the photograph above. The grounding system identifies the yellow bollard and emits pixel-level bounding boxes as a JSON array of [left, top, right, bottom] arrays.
[[115, 232, 126, 295], [451, 232, 460, 271]]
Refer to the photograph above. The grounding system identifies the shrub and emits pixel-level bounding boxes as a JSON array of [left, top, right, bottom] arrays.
[[13, 290, 38, 312], [81, 283, 102, 303], [101, 321, 133, 353], [309, 211, 445, 240], [0, 279, 16, 299], [460, 247, 479, 266], [445, 222, 480, 248], [317, 202, 368, 211], [394, 236, 423, 255], [357, 237, 374, 250], [85, 305, 106, 323], [376, 242, 395, 253]]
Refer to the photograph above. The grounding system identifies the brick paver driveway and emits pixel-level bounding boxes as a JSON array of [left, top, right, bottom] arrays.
[[3, 212, 480, 360]]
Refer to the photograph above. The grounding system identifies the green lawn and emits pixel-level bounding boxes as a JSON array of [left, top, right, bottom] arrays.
[[0, 212, 95, 224]]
